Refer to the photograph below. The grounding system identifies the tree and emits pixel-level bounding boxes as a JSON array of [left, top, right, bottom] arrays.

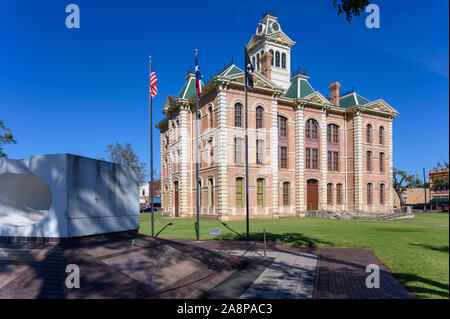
[[333, 0, 371, 22], [393, 168, 424, 208], [0, 120, 17, 158], [105, 142, 147, 184], [433, 160, 449, 170]]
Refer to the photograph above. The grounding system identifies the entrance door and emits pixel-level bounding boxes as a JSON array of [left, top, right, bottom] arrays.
[[174, 181, 179, 217], [307, 179, 319, 211]]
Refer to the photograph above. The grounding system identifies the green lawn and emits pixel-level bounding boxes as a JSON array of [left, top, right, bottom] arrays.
[[391, 213, 449, 225], [139, 213, 449, 299]]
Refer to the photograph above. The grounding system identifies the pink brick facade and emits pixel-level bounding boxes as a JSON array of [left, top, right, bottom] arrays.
[[157, 14, 399, 219]]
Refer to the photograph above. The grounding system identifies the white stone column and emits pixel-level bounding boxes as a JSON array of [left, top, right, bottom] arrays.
[[295, 105, 305, 214], [179, 109, 189, 216], [271, 98, 279, 215], [353, 112, 363, 211], [168, 120, 173, 216], [217, 86, 228, 217], [321, 111, 327, 210], [388, 119, 394, 212]]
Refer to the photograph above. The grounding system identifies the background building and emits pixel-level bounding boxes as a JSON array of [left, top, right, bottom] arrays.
[[429, 168, 449, 210], [139, 181, 161, 211], [157, 13, 399, 219]]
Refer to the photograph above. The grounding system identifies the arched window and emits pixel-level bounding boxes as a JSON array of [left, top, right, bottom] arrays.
[[256, 107, 264, 129], [275, 51, 280, 67], [208, 178, 214, 208], [379, 152, 385, 172], [234, 103, 242, 127], [380, 183, 385, 204], [209, 106, 213, 128], [278, 116, 287, 137], [236, 177, 244, 207], [269, 49, 274, 66], [367, 151, 372, 172], [256, 53, 260, 71], [327, 183, 333, 205], [367, 183, 373, 205], [257, 178, 265, 206], [281, 53, 286, 69], [282, 182, 290, 206], [379, 126, 384, 145], [142, 189, 145, 196], [366, 124, 372, 143], [336, 183, 343, 205], [327, 124, 339, 143], [252, 56, 256, 68], [256, 139, 264, 164], [306, 119, 318, 140]]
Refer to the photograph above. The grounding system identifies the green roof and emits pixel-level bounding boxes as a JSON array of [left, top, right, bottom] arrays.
[[339, 92, 371, 108], [284, 76, 314, 99], [177, 74, 204, 100]]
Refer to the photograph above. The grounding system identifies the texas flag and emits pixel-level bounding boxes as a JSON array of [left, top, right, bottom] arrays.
[[195, 51, 202, 99]]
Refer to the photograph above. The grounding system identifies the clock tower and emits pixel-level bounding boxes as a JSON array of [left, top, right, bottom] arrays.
[[247, 13, 296, 90]]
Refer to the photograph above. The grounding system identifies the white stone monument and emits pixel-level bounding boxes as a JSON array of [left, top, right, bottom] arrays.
[[0, 154, 139, 239]]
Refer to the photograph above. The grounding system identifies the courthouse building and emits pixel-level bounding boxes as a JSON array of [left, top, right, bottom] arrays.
[[157, 13, 399, 219]]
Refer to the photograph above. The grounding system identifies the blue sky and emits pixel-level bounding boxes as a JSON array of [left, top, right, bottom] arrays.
[[1, 0, 448, 179]]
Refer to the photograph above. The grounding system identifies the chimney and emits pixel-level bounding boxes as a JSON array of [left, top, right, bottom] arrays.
[[328, 82, 341, 106], [260, 51, 273, 80]]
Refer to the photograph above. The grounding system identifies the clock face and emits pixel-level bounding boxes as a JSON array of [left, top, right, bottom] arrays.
[[258, 24, 263, 34], [272, 23, 279, 32]]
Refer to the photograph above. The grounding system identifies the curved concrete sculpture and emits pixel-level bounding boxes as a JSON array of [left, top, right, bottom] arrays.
[[0, 173, 52, 227], [0, 154, 139, 239]]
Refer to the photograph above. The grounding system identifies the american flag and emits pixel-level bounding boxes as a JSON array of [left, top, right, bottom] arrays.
[[195, 51, 202, 99], [150, 64, 158, 98]]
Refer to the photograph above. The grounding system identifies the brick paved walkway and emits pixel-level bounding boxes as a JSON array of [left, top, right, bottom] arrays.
[[0, 235, 413, 299], [183, 240, 413, 299]]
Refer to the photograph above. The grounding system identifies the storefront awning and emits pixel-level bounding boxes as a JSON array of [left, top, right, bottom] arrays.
[[429, 198, 449, 203]]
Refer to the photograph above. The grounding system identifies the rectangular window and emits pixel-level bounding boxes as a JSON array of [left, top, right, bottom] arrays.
[[256, 140, 264, 164], [367, 151, 372, 172], [333, 151, 339, 171], [235, 138, 243, 163], [336, 184, 342, 204], [327, 126, 331, 143], [236, 178, 244, 206], [327, 184, 333, 205], [282, 182, 289, 206], [379, 153, 384, 172], [327, 151, 332, 171], [312, 148, 318, 169], [367, 183, 373, 205], [257, 179, 265, 206], [306, 148, 311, 169], [333, 126, 339, 143], [280, 146, 287, 169], [279, 116, 287, 137]]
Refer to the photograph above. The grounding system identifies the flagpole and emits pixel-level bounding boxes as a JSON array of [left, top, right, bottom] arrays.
[[149, 56, 155, 238], [195, 49, 200, 241], [244, 45, 250, 244]]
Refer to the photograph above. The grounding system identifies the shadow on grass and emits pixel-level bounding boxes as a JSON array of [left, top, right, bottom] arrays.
[[409, 243, 449, 253], [395, 273, 449, 298]]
